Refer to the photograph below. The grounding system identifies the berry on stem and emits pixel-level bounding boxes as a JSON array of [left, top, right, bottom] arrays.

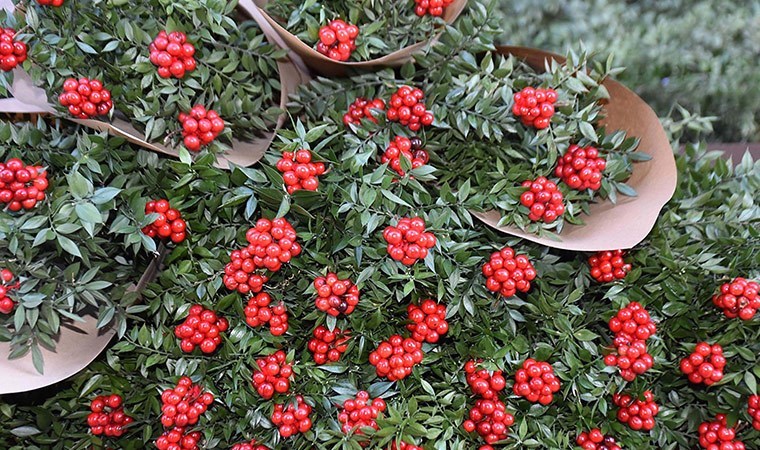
[[231, 441, 270, 450], [576, 429, 622, 450], [604, 302, 656, 381], [513, 358, 561, 405], [313, 272, 359, 317], [276, 149, 325, 194], [555, 144, 607, 191], [173, 305, 229, 354], [613, 391, 659, 431], [482, 246, 536, 298], [243, 292, 289, 336], [252, 350, 293, 399], [382, 136, 429, 177], [159, 377, 214, 429], [87, 394, 133, 437], [58, 77, 112, 118], [698, 414, 746, 450], [407, 299, 448, 343], [344, 97, 385, 127], [337, 390, 386, 438], [680, 342, 726, 386], [0, 157, 49, 212], [242, 217, 301, 272], [0, 268, 17, 315], [382, 217, 436, 266], [0, 28, 28, 72], [149, 31, 196, 79], [386, 86, 434, 132], [512, 87, 557, 129], [179, 105, 224, 152], [462, 398, 515, 445], [748, 395, 760, 431], [271, 395, 313, 438], [369, 334, 424, 381], [316, 19, 358, 61], [519, 176, 565, 223], [414, 0, 453, 17], [464, 359, 507, 400], [155, 427, 202, 450], [712, 277, 759, 320], [308, 325, 350, 364], [589, 250, 631, 283], [141, 199, 187, 244]]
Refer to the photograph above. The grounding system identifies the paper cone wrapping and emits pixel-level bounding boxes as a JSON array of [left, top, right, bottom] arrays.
[[239, 0, 468, 77], [0, 0, 310, 169], [472, 46, 677, 251], [0, 248, 167, 395]]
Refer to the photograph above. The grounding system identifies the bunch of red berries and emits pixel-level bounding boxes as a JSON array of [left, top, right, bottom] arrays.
[[58, 77, 112, 118], [276, 149, 325, 194], [308, 325, 350, 364], [316, 19, 359, 61], [407, 299, 448, 343], [748, 395, 760, 431], [389, 442, 423, 450], [680, 342, 726, 386], [160, 377, 214, 428], [36, 0, 63, 5], [174, 305, 228, 354], [712, 277, 759, 321], [482, 246, 536, 298], [242, 218, 302, 272], [86, 394, 133, 437], [382, 136, 429, 177], [149, 31, 196, 79], [604, 302, 656, 381], [382, 217, 436, 266], [613, 391, 659, 431], [589, 250, 631, 283], [244, 292, 289, 336], [555, 145, 607, 191], [519, 176, 565, 223], [343, 97, 385, 126], [0, 28, 27, 72], [464, 359, 507, 400], [252, 350, 293, 399], [271, 395, 313, 438], [223, 250, 269, 295], [141, 199, 187, 244], [155, 427, 202, 450], [462, 398, 515, 445], [414, 0, 453, 16], [698, 415, 746, 450], [313, 272, 360, 317], [0, 269, 17, 314], [0, 158, 49, 212], [512, 87, 557, 129], [337, 391, 386, 436], [231, 441, 270, 450], [513, 358, 561, 405], [575, 429, 622, 450], [386, 86, 434, 132], [369, 334, 424, 381], [178, 105, 225, 152]]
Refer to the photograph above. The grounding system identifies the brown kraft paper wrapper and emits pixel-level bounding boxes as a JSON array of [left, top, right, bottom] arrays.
[[472, 46, 678, 252], [0, 247, 168, 395], [239, 0, 468, 77], [0, 0, 310, 169]]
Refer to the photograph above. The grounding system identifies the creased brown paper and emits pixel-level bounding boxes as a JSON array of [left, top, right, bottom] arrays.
[[0, 248, 167, 395], [472, 46, 678, 251], [239, 0, 468, 77]]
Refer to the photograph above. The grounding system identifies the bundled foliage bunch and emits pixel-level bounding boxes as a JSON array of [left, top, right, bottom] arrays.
[[1, 1, 759, 450]]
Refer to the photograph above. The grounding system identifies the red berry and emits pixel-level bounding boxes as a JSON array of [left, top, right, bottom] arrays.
[[142, 199, 187, 244], [713, 277, 759, 320], [588, 250, 631, 283], [613, 391, 659, 431], [59, 77, 112, 118], [149, 31, 196, 79], [482, 247, 537, 298], [0, 29, 27, 72], [386, 86, 434, 131], [173, 305, 226, 354], [519, 176, 564, 223], [316, 20, 358, 61], [513, 87, 557, 129], [555, 144, 607, 191], [178, 105, 224, 151]]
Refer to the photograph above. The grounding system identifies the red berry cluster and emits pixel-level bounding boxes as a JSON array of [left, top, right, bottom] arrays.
[[576, 429, 622, 450], [513, 359, 561, 405], [389, 442, 422, 450], [36, 0, 63, 5], [243, 218, 302, 272], [337, 390, 386, 436], [414, 0, 453, 16], [149, 31, 196, 79], [589, 250, 631, 283], [369, 334, 424, 381], [748, 395, 760, 431], [0, 158, 49, 212], [178, 105, 225, 152], [0, 28, 27, 72], [520, 176, 565, 223], [316, 20, 359, 61], [252, 350, 293, 399], [406, 299, 448, 343], [160, 377, 214, 428], [464, 359, 507, 400], [276, 149, 325, 194], [482, 246, 536, 298], [223, 251, 269, 295], [712, 277, 759, 321], [343, 97, 385, 126], [271, 395, 313, 438], [313, 272, 360, 317], [555, 145, 607, 191], [604, 302, 656, 381], [382, 217, 436, 266], [0, 269, 17, 314], [382, 136, 429, 177], [462, 398, 515, 445], [244, 292, 289, 336], [155, 427, 202, 450], [613, 391, 659, 431], [142, 199, 187, 244], [698, 414, 746, 450], [386, 86, 434, 132], [87, 394, 133, 437], [512, 87, 557, 129], [308, 325, 350, 364], [231, 441, 270, 450], [174, 305, 229, 354], [680, 342, 726, 386], [59, 77, 113, 118]]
